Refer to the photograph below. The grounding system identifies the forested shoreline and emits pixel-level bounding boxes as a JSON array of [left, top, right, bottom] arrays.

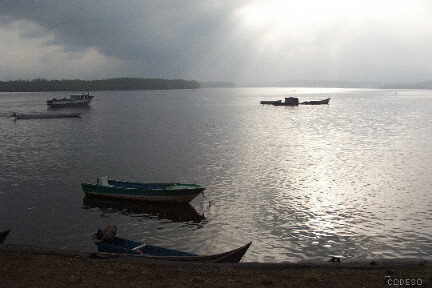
[[0, 78, 200, 92]]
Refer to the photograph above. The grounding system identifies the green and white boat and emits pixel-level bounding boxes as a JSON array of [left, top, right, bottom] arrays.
[[81, 177, 205, 203]]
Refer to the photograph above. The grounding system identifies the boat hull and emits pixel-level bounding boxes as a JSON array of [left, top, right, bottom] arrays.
[[260, 97, 330, 106], [95, 237, 251, 263], [82, 182, 205, 203], [300, 98, 330, 105], [47, 101, 92, 108], [272, 102, 299, 106], [260, 100, 281, 105], [14, 112, 81, 119]]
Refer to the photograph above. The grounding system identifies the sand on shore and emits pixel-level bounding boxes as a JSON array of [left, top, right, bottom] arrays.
[[1, 245, 430, 288]]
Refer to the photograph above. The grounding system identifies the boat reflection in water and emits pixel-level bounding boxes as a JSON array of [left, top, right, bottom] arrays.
[[82, 196, 205, 223], [47, 105, 92, 111]]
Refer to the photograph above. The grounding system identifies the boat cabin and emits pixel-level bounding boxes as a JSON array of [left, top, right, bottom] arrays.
[[70, 92, 92, 100], [97, 176, 110, 186], [284, 97, 299, 105]]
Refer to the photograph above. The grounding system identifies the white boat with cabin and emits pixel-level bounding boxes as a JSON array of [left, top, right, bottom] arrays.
[[47, 92, 94, 108]]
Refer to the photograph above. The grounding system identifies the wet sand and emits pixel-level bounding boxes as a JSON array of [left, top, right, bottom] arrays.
[[1, 245, 430, 288]]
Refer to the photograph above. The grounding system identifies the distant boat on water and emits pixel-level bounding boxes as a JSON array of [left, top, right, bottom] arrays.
[[260, 97, 330, 106], [47, 92, 94, 108]]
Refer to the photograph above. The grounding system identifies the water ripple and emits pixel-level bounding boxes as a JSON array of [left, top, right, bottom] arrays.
[[1, 89, 432, 262]]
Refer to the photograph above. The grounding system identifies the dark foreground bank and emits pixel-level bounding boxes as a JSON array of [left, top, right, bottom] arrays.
[[0, 245, 430, 288]]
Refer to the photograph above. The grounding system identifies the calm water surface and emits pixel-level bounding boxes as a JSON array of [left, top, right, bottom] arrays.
[[0, 88, 431, 262]]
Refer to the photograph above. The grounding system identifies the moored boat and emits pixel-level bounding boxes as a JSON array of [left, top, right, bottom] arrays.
[[260, 97, 330, 106], [300, 98, 330, 105], [82, 177, 205, 203], [93, 228, 251, 263], [13, 112, 81, 119], [47, 92, 94, 108]]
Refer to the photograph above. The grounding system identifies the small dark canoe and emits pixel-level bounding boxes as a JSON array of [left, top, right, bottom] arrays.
[[300, 98, 330, 105], [0, 229, 10, 244], [95, 237, 251, 263], [13, 112, 81, 119], [82, 178, 205, 203], [260, 100, 281, 105]]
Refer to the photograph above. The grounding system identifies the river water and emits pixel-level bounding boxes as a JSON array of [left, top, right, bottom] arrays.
[[0, 87, 431, 262]]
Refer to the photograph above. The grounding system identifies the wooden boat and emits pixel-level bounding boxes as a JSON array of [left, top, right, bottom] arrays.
[[82, 196, 205, 222], [260, 100, 281, 105], [13, 112, 81, 119], [82, 177, 205, 203], [0, 229, 10, 244], [47, 92, 94, 108], [300, 98, 330, 105], [272, 97, 299, 106], [94, 235, 251, 263]]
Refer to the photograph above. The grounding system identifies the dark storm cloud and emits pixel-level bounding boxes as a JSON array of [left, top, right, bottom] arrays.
[[0, 0, 249, 79], [0, 0, 431, 82]]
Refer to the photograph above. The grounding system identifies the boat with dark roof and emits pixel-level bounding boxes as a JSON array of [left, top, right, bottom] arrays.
[[260, 97, 330, 106]]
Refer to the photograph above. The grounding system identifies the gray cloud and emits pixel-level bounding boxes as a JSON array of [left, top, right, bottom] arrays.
[[0, 1, 247, 79], [0, 0, 431, 83]]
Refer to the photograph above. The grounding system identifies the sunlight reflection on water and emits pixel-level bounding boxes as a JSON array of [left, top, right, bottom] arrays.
[[0, 88, 431, 262]]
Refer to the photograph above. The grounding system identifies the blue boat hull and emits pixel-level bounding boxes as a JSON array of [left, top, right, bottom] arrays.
[[95, 237, 251, 263]]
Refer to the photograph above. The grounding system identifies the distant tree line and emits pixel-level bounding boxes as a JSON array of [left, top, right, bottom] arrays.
[[380, 81, 432, 89], [0, 78, 200, 92], [199, 81, 236, 88]]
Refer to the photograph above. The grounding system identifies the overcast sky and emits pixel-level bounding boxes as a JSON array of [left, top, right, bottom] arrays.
[[0, 0, 431, 83]]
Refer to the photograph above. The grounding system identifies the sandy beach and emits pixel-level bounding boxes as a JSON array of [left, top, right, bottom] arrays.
[[1, 245, 430, 288]]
